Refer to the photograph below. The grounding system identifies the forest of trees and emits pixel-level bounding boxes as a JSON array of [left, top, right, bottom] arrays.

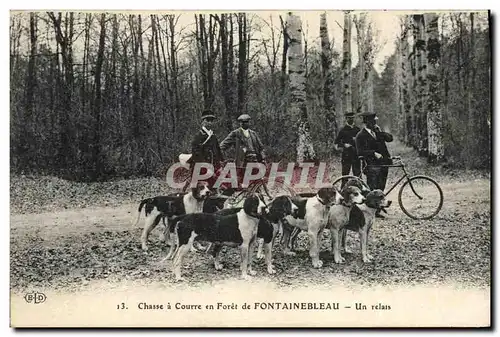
[[9, 11, 491, 182]]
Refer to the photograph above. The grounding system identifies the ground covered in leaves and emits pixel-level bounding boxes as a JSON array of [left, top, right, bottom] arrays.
[[10, 144, 491, 292]]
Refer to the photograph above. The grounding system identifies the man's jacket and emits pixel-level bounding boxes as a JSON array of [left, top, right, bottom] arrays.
[[220, 128, 265, 167], [189, 128, 224, 166], [355, 128, 393, 165]]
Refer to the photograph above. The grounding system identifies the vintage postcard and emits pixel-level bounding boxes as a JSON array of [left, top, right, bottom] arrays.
[[9, 9, 491, 328]]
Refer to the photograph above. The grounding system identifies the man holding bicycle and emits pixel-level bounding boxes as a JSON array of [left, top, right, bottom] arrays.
[[355, 111, 394, 218]]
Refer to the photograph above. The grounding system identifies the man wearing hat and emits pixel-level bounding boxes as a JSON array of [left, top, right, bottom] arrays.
[[334, 111, 361, 188], [185, 109, 224, 190], [220, 114, 266, 189], [355, 111, 394, 218], [220, 114, 266, 167]]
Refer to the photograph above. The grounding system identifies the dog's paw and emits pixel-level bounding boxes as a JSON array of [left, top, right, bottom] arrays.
[[141, 245, 149, 252], [267, 265, 276, 275], [283, 250, 297, 257], [312, 260, 323, 268], [241, 273, 253, 281], [249, 269, 257, 276], [256, 251, 265, 259], [367, 253, 374, 260], [362, 256, 373, 263], [214, 262, 224, 271], [342, 247, 352, 254], [334, 255, 345, 264], [175, 276, 185, 282]]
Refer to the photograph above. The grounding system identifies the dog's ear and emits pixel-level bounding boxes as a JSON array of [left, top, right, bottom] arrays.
[[349, 205, 365, 229], [364, 191, 381, 209], [191, 184, 200, 199], [243, 195, 259, 215], [340, 187, 352, 203], [318, 187, 335, 203]]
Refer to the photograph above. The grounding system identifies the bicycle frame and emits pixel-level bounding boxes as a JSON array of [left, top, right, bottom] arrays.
[[362, 161, 424, 200]]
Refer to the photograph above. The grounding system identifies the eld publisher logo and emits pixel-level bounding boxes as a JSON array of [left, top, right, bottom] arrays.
[[24, 292, 46, 304]]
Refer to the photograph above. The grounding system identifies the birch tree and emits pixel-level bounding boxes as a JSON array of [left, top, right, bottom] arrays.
[[342, 11, 353, 115], [353, 13, 376, 115], [424, 13, 444, 163], [320, 12, 338, 147], [398, 16, 411, 144], [412, 14, 428, 155], [287, 12, 316, 162]]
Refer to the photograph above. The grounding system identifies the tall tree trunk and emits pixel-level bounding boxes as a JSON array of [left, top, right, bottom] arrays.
[[168, 15, 180, 126], [279, 15, 288, 94], [399, 16, 411, 144], [22, 12, 37, 168], [413, 14, 428, 156], [157, 16, 173, 135], [220, 14, 233, 130], [424, 13, 444, 164], [92, 13, 106, 179], [354, 15, 366, 114], [342, 12, 353, 116], [228, 15, 235, 118], [48, 11, 74, 173], [320, 12, 338, 149], [237, 13, 248, 116], [287, 13, 316, 162]]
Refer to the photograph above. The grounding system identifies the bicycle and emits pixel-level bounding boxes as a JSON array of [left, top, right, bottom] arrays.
[[178, 161, 296, 207], [331, 156, 444, 220]]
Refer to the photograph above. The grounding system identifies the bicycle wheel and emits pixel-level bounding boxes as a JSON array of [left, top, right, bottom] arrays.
[[398, 175, 444, 220]]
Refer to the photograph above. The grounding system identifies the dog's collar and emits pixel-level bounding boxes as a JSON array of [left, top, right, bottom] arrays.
[[316, 196, 328, 206]]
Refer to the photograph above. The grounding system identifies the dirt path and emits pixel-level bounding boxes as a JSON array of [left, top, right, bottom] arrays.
[[10, 178, 491, 293], [10, 179, 490, 239]]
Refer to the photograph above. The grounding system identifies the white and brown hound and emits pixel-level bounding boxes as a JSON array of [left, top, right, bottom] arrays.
[[327, 185, 366, 264], [133, 182, 212, 251], [280, 187, 343, 268], [340, 189, 391, 263], [171, 194, 267, 281]]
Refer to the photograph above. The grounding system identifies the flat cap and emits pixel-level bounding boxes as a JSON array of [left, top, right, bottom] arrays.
[[237, 114, 251, 121]]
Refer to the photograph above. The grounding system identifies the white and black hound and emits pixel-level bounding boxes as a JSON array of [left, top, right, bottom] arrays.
[[280, 187, 343, 268], [171, 194, 267, 281], [133, 181, 218, 251], [340, 189, 391, 263], [212, 195, 299, 275]]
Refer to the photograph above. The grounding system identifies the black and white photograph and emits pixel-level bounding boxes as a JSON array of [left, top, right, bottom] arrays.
[[8, 9, 491, 328]]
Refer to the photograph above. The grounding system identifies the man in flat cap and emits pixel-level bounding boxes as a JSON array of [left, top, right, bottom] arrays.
[[220, 114, 266, 167], [220, 114, 266, 190], [334, 111, 361, 189], [355, 111, 394, 218]]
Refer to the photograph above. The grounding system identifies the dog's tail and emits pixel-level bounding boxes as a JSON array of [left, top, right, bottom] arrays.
[[132, 198, 151, 227]]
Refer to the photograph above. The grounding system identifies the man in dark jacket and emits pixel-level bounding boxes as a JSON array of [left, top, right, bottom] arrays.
[[220, 114, 266, 190], [334, 111, 361, 188], [220, 114, 266, 168], [185, 109, 224, 191], [355, 111, 394, 218]]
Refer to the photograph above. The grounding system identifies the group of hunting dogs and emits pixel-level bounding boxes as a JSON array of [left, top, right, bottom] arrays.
[[133, 180, 392, 281]]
